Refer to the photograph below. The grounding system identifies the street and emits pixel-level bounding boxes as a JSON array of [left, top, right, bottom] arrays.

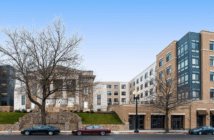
[[0, 134, 214, 140]]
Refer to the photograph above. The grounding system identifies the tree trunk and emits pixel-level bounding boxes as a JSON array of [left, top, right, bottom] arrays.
[[41, 100, 46, 125], [165, 109, 169, 133]]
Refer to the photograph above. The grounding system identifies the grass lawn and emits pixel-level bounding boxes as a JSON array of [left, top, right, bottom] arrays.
[[0, 112, 27, 124], [75, 113, 123, 124]]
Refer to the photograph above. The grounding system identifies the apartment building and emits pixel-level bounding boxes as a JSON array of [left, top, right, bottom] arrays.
[[0, 65, 15, 112]]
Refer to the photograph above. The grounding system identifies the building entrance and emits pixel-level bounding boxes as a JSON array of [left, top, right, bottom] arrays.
[[197, 115, 203, 127], [171, 115, 183, 130], [129, 115, 144, 130]]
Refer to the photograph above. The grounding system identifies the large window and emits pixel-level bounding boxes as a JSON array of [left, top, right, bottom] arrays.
[[84, 87, 88, 95], [97, 95, 101, 105], [210, 89, 214, 99], [151, 115, 165, 129], [114, 91, 118, 96], [159, 70, 163, 79], [211, 72, 214, 81], [1, 83, 7, 93], [210, 56, 214, 66], [166, 52, 171, 62], [178, 72, 188, 87], [114, 85, 118, 89], [178, 57, 188, 73], [150, 79, 153, 85], [192, 91, 199, 98], [140, 84, 143, 90], [140, 76, 143, 81], [21, 95, 25, 105], [107, 98, 112, 103], [210, 41, 214, 51], [192, 72, 200, 83], [150, 89, 153, 95], [167, 79, 172, 87], [107, 91, 111, 96], [159, 58, 163, 67], [145, 91, 148, 96], [167, 65, 172, 75], [192, 40, 199, 53], [130, 90, 132, 95], [136, 79, 139, 84], [107, 84, 111, 89], [192, 55, 199, 68], [178, 41, 188, 58], [141, 93, 143, 98], [145, 72, 148, 79], [121, 84, 126, 89], [130, 83, 132, 88], [114, 98, 119, 102], [121, 98, 126, 103], [31, 87, 35, 95], [122, 91, 126, 96], [145, 82, 148, 88], [150, 69, 153, 75], [1, 101, 7, 106]]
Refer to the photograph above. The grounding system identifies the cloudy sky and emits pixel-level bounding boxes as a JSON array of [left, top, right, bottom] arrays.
[[0, 0, 214, 82]]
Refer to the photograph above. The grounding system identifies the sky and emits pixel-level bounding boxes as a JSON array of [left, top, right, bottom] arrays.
[[0, 0, 214, 82]]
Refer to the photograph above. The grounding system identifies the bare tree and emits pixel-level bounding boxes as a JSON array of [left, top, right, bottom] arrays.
[[147, 70, 191, 133], [0, 17, 97, 125]]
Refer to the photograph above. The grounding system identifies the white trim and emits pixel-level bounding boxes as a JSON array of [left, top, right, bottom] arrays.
[[197, 108, 207, 110], [171, 113, 185, 115], [151, 113, 165, 115], [128, 113, 146, 115]]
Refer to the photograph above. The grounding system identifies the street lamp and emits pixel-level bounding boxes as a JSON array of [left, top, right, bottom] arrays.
[[133, 91, 140, 133]]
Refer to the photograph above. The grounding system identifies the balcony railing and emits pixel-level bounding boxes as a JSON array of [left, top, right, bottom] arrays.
[[107, 100, 157, 106]]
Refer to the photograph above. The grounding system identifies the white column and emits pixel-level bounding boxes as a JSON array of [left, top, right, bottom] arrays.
[[62, 82, 67, 105], [75, 79, 79, 105]]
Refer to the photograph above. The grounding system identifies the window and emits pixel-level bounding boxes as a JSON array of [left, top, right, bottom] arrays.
[[2, 71, 7, 76], [210, 56, 214, 66], [192, 40, 199, 53], [150, 69, 153, 75], [1, 101, 7, 106], [66, 80, 76, 91], [159, 58, 163, 67], [84, 87, 88, 95], [150, 89, 153, 95], [178, 94, 181, 100], [86, 126, 94, 130], [167, 79, 172, 87], [107, 91, 111, 96], [145, 72, 148, 79], [145, 82, 148, 88], [107, 98, 112, 102], [155, 66, 157, 72], [137, 86, 139, 91], [178, 42, 188, 59], [21, 95, 25, 105], [114, 91, 118, 96], [107, 84, 111, 89], [150, 79, 153, 85], [31, 87, 35, 95], [145, 91, 148, 96], [159, 70, 163, 79], [185, 92, 189, 98], [178, 72, 189, 87], [1, 83, 7, 93], [166, 52, 171, 62], [167, 65, 172, 75], [133, 82, 135, 86], [1, 93, 7, 97], [140, 76, 143, 81], [136, 79, 139, 84], [211, 72, 214, 81], [54, 80, 62, 91], [122, 91, 126, 96], [210, 41, 214, 51], [94, 126, 102, 129], [192, 91, 199, 98], [192, 73, 199, 83], [97, 95, 101, 105], [141, 93, 143, 98], [192, 55, 199, 68], [140, 84, 143, 90], [130, 83, 132, 88], [211, 89, 214, 99], [178, 57, 188, 73], [130, 90, 132, 95], [122, 98, 126, 103], [114, 84, 118, 89], [121, 84, 126, 89], [114, 98, 118, 102]]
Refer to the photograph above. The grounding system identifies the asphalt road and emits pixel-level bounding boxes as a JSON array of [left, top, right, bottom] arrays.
[[0, 134, 214, 140]]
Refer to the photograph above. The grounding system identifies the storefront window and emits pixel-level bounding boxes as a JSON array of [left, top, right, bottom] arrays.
[[151, 115, 165, 129]]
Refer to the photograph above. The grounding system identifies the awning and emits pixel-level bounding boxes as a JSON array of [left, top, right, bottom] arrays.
[[210, 111, 214, 116], [197, 110, 208, 115]]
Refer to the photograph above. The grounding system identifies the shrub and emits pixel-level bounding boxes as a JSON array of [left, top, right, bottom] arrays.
[[90, 110, 94, 113], [21, 109, 27, 113], [70, 110, 73, 112], [80, 110, 83, 113], [15, 110, 21, 113], [74, 111, 77, 113], [86, 111, 89, 113], [30, 110, 32, 113]]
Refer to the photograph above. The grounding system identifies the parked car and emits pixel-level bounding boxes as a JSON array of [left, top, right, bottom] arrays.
[[189, 126, 214, 135], [72, 125, 111, 136], [21, 125, 60, 135]]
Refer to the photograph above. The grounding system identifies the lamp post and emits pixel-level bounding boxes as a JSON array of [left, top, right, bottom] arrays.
[[133, 91, 140, 133]]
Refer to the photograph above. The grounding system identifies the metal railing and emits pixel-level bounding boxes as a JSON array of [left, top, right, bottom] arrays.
[[107, 100, 157, 106]]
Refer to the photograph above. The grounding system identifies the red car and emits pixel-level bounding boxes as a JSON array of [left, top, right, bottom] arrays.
[[72, 125, 111, 136]]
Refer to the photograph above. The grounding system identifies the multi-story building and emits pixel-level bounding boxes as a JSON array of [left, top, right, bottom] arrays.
[[0, 65, 15, 112]]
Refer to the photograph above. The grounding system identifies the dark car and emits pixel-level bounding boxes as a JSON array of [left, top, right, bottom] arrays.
[[189, 126, 214, 135], [21, 125, 60, 135], [72, 125, 111, 136]]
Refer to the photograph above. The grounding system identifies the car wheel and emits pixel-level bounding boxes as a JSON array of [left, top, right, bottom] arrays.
[[100, 131, 106, 136], [198, 131, 202, 135], [48, 131, 54, 136], [25, 131, 30, 136], [77, 131, 82, 136], [212, 131, 214, 135]]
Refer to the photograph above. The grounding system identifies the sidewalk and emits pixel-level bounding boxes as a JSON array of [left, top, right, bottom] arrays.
[[0, 130, 189, 135]]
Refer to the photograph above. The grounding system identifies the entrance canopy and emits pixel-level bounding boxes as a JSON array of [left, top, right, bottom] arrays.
[[210, 111, 214, 116], [197, 110, 208, 115]]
